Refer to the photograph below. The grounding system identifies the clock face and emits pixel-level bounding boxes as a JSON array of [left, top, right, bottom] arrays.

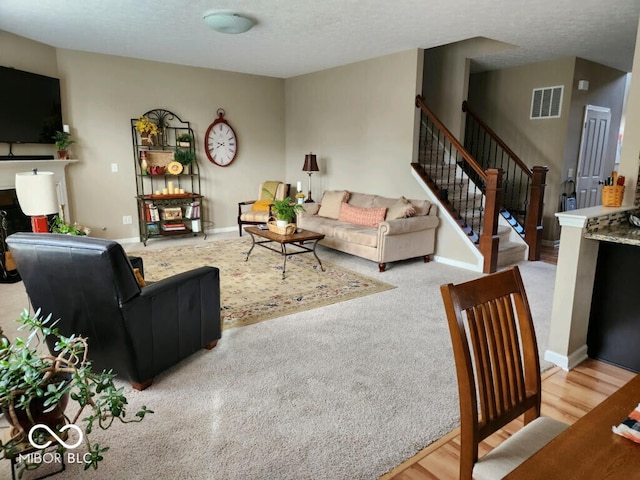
[[205, 120, 238, 167]]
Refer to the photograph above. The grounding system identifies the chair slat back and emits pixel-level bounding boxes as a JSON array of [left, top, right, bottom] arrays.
[[441, 266, 542, 478]]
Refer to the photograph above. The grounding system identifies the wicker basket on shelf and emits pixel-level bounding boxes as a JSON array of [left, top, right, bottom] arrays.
[[602, 185, 624, 207], [267, 221, 296, 235]]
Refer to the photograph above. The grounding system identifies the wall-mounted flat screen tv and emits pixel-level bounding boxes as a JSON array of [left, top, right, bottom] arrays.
[[0, 66, 63, 144]]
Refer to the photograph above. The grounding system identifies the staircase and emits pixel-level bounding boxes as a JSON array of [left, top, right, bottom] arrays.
[[413, 96, 547, 273]]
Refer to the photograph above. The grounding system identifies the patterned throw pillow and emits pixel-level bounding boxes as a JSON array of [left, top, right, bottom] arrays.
[[386, 196, 416, 220], [317, 190, 350, 219], [338, 202, 387, 227]]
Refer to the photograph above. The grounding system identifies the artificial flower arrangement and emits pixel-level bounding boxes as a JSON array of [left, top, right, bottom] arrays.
[[135, 116, 159, 136]]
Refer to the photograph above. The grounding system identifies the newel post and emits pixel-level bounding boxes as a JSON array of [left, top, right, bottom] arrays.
[[525, 166, 548, 261], [480, 168, 502, 273]]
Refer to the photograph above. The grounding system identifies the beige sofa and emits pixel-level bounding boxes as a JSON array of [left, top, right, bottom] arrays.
[[296, 190, 439, 271]]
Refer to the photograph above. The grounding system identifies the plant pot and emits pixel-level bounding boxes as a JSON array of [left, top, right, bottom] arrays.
[[4, 394, 70, 436], [3, 374, 71, 436], [141, 133, 155, 146], [57, 150, 68, 160], [297, 198, 304, 205], [177, 142, 191, 148], [276, 219, 288, 227]]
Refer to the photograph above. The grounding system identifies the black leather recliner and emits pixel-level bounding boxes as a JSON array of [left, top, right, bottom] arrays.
[[6, 233, 221, 390]]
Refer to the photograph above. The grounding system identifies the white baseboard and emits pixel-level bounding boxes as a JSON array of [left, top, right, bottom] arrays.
[[116, 235, 141, 245], [211, 226, 236, 234], [116, 225, 237, 245], [544, 344, 588, 370], [433, 255, 483, 272]]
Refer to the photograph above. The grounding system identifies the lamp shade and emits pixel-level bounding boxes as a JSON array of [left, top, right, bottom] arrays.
[[15, 170, 58, 216], [203, 12, 255, 34], [302, 153, 319, 172]]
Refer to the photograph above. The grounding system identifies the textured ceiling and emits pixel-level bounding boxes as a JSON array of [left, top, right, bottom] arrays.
[[0, 0, 638, 78]]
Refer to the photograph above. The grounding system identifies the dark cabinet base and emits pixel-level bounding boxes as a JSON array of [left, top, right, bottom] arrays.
[[588, 241, 640, 373]]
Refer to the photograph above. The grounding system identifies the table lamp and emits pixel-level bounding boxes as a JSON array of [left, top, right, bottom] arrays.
[[302, 153, 319, 203], [15, 170, 59, 233]]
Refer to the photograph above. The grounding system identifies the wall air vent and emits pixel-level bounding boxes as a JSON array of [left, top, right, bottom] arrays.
[[530, 85, 563, 119]]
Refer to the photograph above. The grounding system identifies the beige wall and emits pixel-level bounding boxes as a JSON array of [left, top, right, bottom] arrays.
[[284, 49, 485, 269], [1, 32, 285, 240], [422, 37, 514, 138], [284, 49, 426, 199], [0, 31, 59, 158], [467, 58, 576, 241], [2, 34, 456, 254], [56, 51, 285, 239]]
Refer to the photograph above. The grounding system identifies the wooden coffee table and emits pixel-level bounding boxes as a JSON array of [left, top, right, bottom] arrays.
[[244, 226, 325, 279]]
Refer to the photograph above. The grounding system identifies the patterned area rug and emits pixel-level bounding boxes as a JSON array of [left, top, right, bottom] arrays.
[[130, 238, 395, 329]]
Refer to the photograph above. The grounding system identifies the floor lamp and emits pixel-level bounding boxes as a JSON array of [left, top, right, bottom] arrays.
[[15, 170, 59, 233], [302, 153, 319, 203]]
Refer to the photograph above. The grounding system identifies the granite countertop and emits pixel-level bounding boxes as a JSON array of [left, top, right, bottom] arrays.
[[584, 222, 640, 246]]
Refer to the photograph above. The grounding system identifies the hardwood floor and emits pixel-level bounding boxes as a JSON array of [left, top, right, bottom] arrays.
[[540, 244, 558, 265], [381, 359, 635, 479]]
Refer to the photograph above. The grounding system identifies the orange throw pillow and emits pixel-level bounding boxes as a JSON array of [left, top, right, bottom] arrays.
[[338, 202, 387, 227]]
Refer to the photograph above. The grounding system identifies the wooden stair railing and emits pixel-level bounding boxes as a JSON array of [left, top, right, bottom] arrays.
[[414, 95, 502, 273], [462, 100, 547, 261]]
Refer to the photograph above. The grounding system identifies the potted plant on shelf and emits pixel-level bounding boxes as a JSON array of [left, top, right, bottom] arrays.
[[271, 197, 304, 227], [134, 116, 159, 146], [174, 149, 196, 173], [52, 131, 76, 160], [0, 309, 153, 476], [176, 133, 192, 148]]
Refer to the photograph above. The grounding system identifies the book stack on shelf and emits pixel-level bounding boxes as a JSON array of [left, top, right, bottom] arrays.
[[161, 222, 186, 232], [184, 201, 200, 219], [145, 203, 160, 222], [159, 206, 187, 234]]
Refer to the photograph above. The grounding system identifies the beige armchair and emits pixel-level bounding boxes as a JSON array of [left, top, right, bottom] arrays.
[[237, 181, 290, 236]]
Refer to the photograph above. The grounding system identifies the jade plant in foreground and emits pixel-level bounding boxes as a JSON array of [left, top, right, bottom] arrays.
[[0, 310, 153, 475]]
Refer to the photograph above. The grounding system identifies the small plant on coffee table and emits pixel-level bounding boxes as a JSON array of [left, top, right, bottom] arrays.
[[271, 197, 304, 223]]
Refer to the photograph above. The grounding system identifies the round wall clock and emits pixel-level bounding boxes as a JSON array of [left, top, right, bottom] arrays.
[[204, 108, 238, 167]]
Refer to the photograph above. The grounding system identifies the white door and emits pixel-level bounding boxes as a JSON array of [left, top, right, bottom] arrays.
[[575, 105, 611, 209]]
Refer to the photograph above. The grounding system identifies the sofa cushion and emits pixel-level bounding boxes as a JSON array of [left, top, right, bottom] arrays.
[[338, 202, 386, 227], [385, 197, 416, 220], [333, 223, 378, 247], [318, 190, 350, 219], [298, 215, 338, 237], [240, 210, 271, 222], [348, 192, 376, 208]]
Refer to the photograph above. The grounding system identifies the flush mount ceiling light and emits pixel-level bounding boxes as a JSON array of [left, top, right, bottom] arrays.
[[203, 12, 255, 34]]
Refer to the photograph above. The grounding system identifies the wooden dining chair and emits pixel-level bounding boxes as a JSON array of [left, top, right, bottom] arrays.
[[440, 266, 567, 480]]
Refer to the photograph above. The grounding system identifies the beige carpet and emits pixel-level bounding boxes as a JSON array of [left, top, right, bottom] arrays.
[[0, 238, 557, 480], [129, 238, 395, 329]]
